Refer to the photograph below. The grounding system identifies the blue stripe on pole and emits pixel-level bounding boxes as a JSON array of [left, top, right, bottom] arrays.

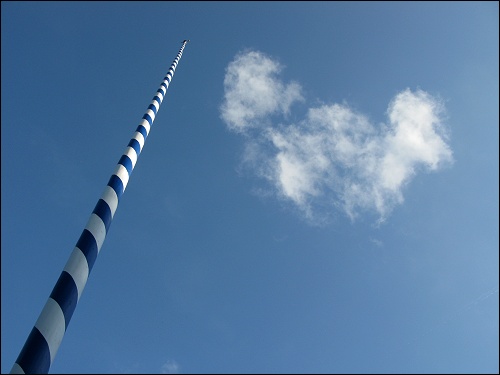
[[148, 104, 157, 115], [153, 96, 162, 106], [127, 139, 141, 156], [118, 155, 133, 174], [136, 125, 148, 139], [92, 199, 112, 232], [118, 155, 133, 175], [157, 87, 165, 96], [76, 229, 98, 272], [107, 175, 124, 199], [49, 272, 78, 330], [161, 83, 167, 91], [142, 113, 153, 127], [15, 327, 51, 374]]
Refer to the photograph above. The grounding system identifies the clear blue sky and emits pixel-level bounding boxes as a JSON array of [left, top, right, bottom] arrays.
[[2, 2, 498, 373]]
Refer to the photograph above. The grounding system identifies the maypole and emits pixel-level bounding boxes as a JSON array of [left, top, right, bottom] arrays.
[[11, 39, 190, 374]]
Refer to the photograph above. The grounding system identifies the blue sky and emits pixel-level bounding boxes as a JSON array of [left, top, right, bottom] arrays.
[[1, 1, 498, 373]]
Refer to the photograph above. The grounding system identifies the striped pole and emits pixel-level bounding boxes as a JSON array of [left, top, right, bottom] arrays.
[[11, 39, 190, 374]]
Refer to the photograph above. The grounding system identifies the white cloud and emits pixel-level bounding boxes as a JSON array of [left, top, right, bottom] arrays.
[[221, 50, 453, 223], [161, 359, 180, 374], [220, 50, 303, 132], [370, 237, 384, 248]]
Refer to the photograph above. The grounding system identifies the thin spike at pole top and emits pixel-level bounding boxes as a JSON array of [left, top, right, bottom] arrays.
[[11, 40, 190, 374]]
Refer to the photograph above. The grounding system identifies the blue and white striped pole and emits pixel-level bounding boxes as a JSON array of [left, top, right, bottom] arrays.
[[11, 39, 190, 374]]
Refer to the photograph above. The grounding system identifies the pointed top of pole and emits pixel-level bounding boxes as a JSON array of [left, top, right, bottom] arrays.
[[182, 39, 190, 43]]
